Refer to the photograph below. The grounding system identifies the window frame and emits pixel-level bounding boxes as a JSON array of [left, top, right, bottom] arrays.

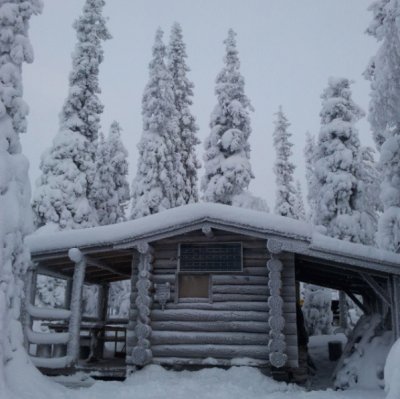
[[177, 242, 244, 274], [176, 242, 244, 303]]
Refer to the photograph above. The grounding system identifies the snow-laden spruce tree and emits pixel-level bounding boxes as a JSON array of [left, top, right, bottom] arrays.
[[32, 0, 111, 230], [365, 0, 400, 251], [302, 284, 333, 335], [92, 122, 130, 225], [131, 29, 183, 219], [167, 22, 200, 204], [273, 107, 297, 219], [355, 146, 381, 246], [294, 181, 306, 221], [0, 0, 43, 394], [202, 29, 254, 204], [304, 132, 317, 221], [313, 77, 366, 242]]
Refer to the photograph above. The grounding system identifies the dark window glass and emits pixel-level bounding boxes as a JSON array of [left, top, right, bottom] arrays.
[[179, 243, 242, 272]]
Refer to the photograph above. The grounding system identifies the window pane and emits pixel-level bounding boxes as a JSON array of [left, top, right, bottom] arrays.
[[179, 274, 209, 298], [180, 243, 242, 272]]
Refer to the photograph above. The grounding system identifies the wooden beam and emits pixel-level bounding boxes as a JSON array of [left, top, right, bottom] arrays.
[[345, 291, 369, 315], [390, 275, 400, 340], [66, 248, 86, 365], [359, 273, 391, 307], [37, 265, 70, 280], [86, 256, 130, 279]]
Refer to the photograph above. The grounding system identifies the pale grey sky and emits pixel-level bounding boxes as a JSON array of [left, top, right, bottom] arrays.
[[21, 0, 378, 208]]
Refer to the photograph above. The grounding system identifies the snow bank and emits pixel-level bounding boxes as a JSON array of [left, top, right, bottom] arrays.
[[384, 338, 400, 399]]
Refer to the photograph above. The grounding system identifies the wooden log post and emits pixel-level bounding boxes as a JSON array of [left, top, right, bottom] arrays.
[[126, 253, 139, 367], [66, 248, 86, 365], [22, 264, 37, 351], [131, 242, 153, 367], [390, 275, 400, 340], [266, 239, 287, 368]]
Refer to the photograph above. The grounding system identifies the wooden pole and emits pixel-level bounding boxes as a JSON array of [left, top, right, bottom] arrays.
[[66, 248, 86, 365], [131, 242, 153, 366], [390, 275, 400, 340], [22, 264, 37, 350]]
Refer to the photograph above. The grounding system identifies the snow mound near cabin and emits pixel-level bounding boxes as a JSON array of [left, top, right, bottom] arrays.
[[384, 338, 400, 399]]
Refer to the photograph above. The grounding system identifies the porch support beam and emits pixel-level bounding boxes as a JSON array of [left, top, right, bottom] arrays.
[[86, 256, 130, 279], [22, 264, 37, 350], [390, 275, 400, 340], [345, 291, 370, 315], [66, 248, 86, 365], [131, 242, 154, 367], [359, 273, 391, 307], [266, 239, 287, 368]]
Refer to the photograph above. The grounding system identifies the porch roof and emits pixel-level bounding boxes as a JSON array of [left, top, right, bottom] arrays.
[[26, 203, 400, 277]]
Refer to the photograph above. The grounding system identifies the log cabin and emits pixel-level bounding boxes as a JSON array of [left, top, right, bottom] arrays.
[[24, 203, 400, 380]]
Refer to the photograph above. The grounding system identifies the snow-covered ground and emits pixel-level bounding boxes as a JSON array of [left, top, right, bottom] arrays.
[[6, 333, 386, 399]]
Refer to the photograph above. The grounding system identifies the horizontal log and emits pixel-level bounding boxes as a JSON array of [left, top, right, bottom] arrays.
[[212, 285, 267, 295], [26, 328, 69, 345], [151, 309, 268, 322], [153, 301, 297, 314], [152, 320, 270, 333], [151, 331, 268, 345], [31, 355, 72, 369], [152, 357, 269, 367], [28, 305, 71, 321], [243, 267, 268, 276], [211, 293, 294, 302], [152, 344, 269, 359], [153, 301, 270, 312], [212, 275, 267, 285]]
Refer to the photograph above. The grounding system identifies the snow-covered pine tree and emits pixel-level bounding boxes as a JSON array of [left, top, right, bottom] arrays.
[[32, 0, 111, 230], [201, 29, 254, 204], [131, 29, 183, 219], [231, 191, 270, 212], [273, 106, 297, 219], [302, 284, 333, 335], [294, 180, 306, 221], [365, 0, 400, 251], [92, 122, 130, 225], [167, 22, 200, 204], [355, 146, 381, 246], [304, 132, 317, 221], [313, 77, 366, 242], [0, 0, 42, 393]]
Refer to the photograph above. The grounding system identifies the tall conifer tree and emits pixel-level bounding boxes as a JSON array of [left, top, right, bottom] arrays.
[[0, 0, 42, 392], [273, 107, 297, 219], [167, 22, 200, 204], [131, 29, 182, 219], [32, 0, 111, 230], [365, 0, 400, 251], [92, 121, 130, 225], [313, 77, 368, 243], [202, 29, 254, 204]]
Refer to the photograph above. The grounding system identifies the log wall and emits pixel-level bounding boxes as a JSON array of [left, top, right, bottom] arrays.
[[148, 230, 298, 368]]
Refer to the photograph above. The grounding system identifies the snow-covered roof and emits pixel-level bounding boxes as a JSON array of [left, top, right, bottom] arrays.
[[26, 203, 400, 273]]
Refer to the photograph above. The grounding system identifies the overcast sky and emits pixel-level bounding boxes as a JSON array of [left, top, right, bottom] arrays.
[[21, 0, 378, 208]]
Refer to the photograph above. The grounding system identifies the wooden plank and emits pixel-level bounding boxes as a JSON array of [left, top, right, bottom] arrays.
[[212, 275, 267, 285], [212, 285, 267, 295], [151, 309, 268, 322], [151, 331, 268, 345], [152, 344, 269, 359], [152, 301, 296, 313], [152, 357, 269, 367], [151, 320, 270, 333]]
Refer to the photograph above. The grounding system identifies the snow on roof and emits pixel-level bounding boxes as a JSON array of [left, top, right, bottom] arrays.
[[26, 203, 400, 270], [26, 203, 311, 254]]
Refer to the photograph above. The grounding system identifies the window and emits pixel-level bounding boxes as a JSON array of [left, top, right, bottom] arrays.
[[179, 243, 243, 272], [178, 274, 209, 299]]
